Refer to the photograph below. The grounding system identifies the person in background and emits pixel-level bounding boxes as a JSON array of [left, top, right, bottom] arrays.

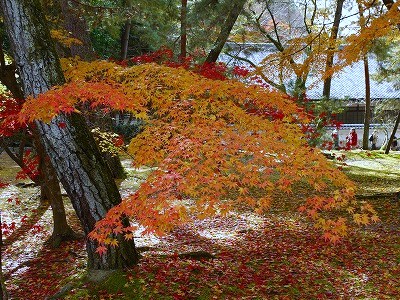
[[391, 136, 398, 151], [346, 128, 358, 149], [331, 129, 339, 150], [369, 130, 378, 150]]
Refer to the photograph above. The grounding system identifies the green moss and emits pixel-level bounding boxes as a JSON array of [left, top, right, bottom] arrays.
[[63, 289, 90, 300], [63, 271, 147, 300], [97, 272, 146, 300]]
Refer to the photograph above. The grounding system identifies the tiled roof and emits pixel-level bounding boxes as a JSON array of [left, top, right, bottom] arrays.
[[307, 56, 400, 100], [221, 43, 400, 100]]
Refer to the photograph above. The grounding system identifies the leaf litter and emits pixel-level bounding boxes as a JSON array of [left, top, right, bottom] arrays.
[[0, 153, 399, 299]]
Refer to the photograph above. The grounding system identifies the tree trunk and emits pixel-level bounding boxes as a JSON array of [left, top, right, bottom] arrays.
[[121, 20, 132, 60], [120, 0, 133, 60], [180, 0, 187, 59], [1, 0, 138, 269], [1, 28, 77, 247], [385, 111, 400, 154], [57, 0, 127, 179], [103, 152, 127, 179], [0, 212, 8, 300], [58, 0, 96, 61], [362, 55, 371, 150], [322, 0, 344, 99], [205, 0, 246, 63], [33, 130, 78, 247], [4, 132, 76, 242], [358, 3, 372, 150]]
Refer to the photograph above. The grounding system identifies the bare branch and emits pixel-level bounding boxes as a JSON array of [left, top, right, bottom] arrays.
[[224, 52, 286, 92]]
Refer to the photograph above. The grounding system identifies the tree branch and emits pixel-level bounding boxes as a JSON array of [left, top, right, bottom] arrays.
[[224, 52, 286, 92]]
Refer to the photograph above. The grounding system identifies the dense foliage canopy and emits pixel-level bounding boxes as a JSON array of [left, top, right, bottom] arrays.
[[14, 58, 378, 250]]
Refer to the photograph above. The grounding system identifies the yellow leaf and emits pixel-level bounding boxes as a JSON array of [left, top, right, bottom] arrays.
[[109, 239, 119, 247]]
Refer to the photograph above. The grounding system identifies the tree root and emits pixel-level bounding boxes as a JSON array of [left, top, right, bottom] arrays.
[[46, 230, 84, 248]]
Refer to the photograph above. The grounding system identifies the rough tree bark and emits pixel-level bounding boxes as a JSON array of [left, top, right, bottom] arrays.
[[33, 130, 78, 246], [205, 0, 246, 63], [54, 0, 127, 179], [0, 32, 76, 246], [0, 0, 138, 269], [58, 0, 96, 61]]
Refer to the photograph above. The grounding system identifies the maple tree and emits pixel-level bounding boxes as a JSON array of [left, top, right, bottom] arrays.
[[340, 1, 400, 65], [5, 153, 399, 299], [16, 57, 378, 250], [0, 3, 397, 299], [0, 3, 398, 300]]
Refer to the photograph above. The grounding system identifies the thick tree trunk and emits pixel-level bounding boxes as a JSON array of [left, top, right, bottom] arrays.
[[36, 114, 137, 268], [56, 0, 127, 178], [362, 55, 371, 150], [205, 0, 246, 63], [1, 28, 77, 247], [58, 0, 96, 61], [322, 0, 344, 99], [1, 0, 138, 269], [103, 152, 127, 179], [33, 130, 78, 247]]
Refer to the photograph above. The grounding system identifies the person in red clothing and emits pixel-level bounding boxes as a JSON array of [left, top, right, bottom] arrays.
[[346, 128, 358, 149]]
